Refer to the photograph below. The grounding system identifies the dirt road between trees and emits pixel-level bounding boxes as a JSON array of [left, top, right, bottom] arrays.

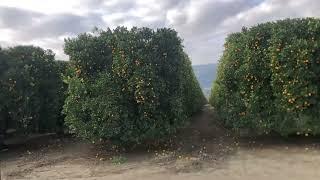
[[2, 105, 320, 180]]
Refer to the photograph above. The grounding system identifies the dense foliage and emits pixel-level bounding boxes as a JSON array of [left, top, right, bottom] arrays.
[[63, 27, 205, 145], [0, 46, 66, 135], [210, 18, 320, 136]]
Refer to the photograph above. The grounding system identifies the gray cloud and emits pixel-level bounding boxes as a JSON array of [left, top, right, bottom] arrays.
[[1, 0, 320, 64], [0, 6, 43, 28], [108, 14, 166, 29], [14, 13, 104, 41], [104, 0, 136, 13], [220, 0, 320, 34], [171, 0, 255, 35]]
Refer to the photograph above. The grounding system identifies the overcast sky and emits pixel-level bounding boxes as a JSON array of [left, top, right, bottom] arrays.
[[1, 0, 320, 64]]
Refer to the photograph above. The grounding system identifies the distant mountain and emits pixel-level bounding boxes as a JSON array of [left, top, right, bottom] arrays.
[[192, 63, 217, 98]]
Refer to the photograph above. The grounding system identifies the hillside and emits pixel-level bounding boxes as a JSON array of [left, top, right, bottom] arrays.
[[192, 63, 217, 97]]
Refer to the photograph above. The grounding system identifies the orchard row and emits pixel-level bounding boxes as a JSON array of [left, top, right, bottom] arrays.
[[210, 18, 320, 136]]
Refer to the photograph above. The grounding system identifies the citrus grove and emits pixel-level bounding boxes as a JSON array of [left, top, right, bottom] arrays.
[[210, 18, 320, 136], [0, 46, 67, 137], [0, 27, 205, 147], [2, 18, 320, 149], [63, 27, 206, 146]]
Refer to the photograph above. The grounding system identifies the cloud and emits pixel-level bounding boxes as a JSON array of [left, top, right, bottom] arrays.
[[14, 13, 105, 41], [0, 0, 320, 64], [0, 6, 43, 29], [221, 0, 320, 33], [165, 0, 262, 64], [166, 0, 257, 36]]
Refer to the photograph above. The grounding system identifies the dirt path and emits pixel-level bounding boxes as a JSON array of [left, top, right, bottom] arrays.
[[2, 105, 320, 180], [2, 143, 320, 180]]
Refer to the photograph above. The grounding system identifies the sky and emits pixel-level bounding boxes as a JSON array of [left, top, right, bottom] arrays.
[[1, 0, 320, 65]]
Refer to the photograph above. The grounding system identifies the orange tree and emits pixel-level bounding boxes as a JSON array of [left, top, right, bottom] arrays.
[[0, 46, 66, 135], [63, 27, 206, 146], [210, 18, 320, 135]]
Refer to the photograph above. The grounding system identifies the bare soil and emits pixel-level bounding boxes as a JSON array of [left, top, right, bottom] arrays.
[[1, 105, 320, 180]]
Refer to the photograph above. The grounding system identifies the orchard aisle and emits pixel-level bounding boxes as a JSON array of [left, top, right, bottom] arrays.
[[3, 145, 320, 180], [103, 148, 320, 180], [2, 105, 320, 180]]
